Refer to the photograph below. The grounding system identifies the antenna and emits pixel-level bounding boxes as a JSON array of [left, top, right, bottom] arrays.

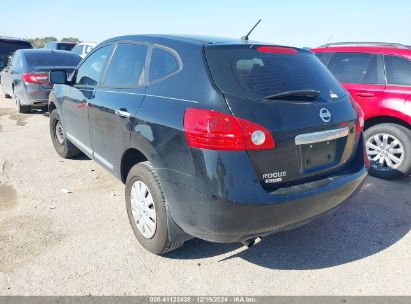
[[242, 19, 262, 41], [325, 35, 333, 44]]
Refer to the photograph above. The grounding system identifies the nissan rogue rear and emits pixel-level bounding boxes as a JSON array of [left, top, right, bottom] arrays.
[[48, 35, 368, 254]]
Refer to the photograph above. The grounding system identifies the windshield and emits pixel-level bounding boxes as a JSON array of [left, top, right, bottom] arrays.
[[205, 45, 346, 101], [26, 52, 81, 67]]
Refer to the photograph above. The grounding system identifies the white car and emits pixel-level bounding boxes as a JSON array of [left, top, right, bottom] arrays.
[[71, 42, 97, 58]]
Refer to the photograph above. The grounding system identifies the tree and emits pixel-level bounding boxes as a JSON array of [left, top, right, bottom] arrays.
[[26, 37, 81, 48], [61, 37, 81, 43]]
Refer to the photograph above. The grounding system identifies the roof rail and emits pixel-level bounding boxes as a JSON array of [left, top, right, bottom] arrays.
[[319, 42, 410, 49]]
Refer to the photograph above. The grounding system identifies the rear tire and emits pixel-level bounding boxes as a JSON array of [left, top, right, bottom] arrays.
[[16, 98, 30, 113], [49, 109, 81, 158], [1, 84, 11, 98], [126, 161, 183, 255], [364, 123, 411, 179]]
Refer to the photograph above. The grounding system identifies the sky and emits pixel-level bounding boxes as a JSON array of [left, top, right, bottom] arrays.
[[1, 0, 410, 47]]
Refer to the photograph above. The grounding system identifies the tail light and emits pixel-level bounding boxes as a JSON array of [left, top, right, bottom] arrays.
[[257, 46, 298, 54], [350, 97, 364, 132], [22, 72, 49, 85], [184, 108, 275, 151], [350, 98, 369, 168]]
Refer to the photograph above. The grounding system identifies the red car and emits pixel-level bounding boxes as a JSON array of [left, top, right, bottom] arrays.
[[312, 42, 411, 179]]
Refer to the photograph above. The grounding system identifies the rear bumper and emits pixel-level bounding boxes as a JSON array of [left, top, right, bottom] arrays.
[[20, 90, 51, 107], [159, 142, 368, 243]]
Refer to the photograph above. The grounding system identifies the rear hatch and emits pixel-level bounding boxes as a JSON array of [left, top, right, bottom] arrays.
[[204, 44, 360, 189]]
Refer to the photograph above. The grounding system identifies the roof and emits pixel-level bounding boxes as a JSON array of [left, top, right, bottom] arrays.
[[0, 36, 29, 41], [319, 42, 409, 49], [18, 49, 79, 56], [100, 34, 305, 51], [311, 45, 411, 59], [0, 36, 31, 43], [52, 41, 78, 44]]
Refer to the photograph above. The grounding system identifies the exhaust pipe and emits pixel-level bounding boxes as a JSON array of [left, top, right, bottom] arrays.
[[241, 237, 262, 248]]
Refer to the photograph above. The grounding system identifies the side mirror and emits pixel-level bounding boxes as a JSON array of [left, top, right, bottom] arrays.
[[49, 70, 67, 84]]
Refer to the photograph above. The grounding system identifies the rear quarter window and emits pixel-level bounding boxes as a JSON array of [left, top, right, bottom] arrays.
[[148, 47, 180, 82]]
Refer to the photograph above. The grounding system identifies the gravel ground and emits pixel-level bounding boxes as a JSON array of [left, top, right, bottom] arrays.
[[0, 95, 410, 296]]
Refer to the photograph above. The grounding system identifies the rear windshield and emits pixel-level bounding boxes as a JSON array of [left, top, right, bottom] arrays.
[[205, 46, 346, 101], [0, 40, 32, 55], [56, 43, 76, 51], [26, 52, 81, 67]]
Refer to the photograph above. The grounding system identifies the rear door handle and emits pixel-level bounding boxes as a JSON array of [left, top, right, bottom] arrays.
[[115, 109, 130, 118], [77, 100, 88, 109], [356, 92, 375, 98]]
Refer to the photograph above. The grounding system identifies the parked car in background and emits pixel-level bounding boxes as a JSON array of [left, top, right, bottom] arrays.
[[312, 42, 411, 179], [48, 35, 367, 254], [44, 41, 77, 51], [71, 42, 97, 58], [1, 49, 81, 113], [0, 36, 32, 71]]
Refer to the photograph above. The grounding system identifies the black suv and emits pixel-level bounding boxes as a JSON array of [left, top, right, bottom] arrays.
[[0, 37, 32, 71], [48, 35, 368, 254]]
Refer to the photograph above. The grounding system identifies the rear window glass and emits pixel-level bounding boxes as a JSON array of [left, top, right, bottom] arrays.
[[26, 52, 81, 67], [205, 46, 345, 101], [56, 43, 76, 51], [0, 40, 32, 55]]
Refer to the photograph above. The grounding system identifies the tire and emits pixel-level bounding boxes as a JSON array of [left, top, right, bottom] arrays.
[[16, 97, 30, 113], [1, 87, 11, 98], [49, 109, 81, 158], [126, 161, 183, 255], [364, 123, 411, 179]]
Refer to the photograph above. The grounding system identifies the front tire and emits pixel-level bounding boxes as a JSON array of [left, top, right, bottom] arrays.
[[126, 161, 183, 255], [49, 109, 81, 158], [364, 123, 411, 179]]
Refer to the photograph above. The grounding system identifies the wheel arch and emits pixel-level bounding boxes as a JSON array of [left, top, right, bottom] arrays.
[[120, 148, 149, 184], [364, 115, 411, 131]]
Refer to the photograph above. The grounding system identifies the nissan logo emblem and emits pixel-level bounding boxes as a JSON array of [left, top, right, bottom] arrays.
[[319, 108, 332, 123]]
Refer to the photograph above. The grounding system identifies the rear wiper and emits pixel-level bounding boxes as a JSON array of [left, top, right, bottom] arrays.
[[266, 90, 321, 101]]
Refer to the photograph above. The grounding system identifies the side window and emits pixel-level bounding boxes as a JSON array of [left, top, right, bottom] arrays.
[[71, 45, 83, 56], [315, 52, 333, 66], [85, 45, 92, 55], [327, 52, 372, 83], [75, 45, 112, 86], [384, 55, 411, 86], [149, 47, 180, 82], [103, 43, 148, 87], [362, 55, 381, 84]]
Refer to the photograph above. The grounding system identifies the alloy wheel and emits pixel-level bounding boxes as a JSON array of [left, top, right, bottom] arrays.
[[366, 133, 404, 170]]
